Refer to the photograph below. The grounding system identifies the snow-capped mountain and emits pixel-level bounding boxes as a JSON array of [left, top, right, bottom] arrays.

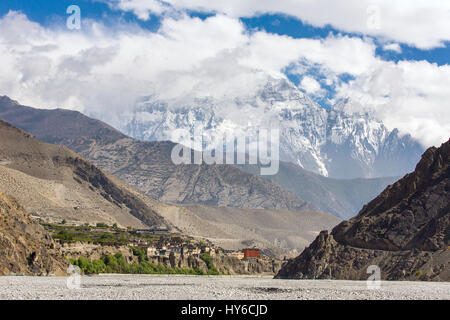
[[121, 77, 424, 179]]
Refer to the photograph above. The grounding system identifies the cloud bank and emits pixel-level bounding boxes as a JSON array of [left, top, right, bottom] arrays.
[[0, 10, 448, 147], [106, 0, 450, 49]]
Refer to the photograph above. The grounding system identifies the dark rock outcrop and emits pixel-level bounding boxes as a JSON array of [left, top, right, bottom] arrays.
[[276, 139, 450, 281]]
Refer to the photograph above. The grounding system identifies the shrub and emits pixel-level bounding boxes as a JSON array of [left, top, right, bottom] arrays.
[[193, 266, 206, 275], [70, 252, 214, 276], [103, 254, 119, 273], [131, 247, 147, 263], [90, 259, 107, 274], [96, 222, 109, 228]]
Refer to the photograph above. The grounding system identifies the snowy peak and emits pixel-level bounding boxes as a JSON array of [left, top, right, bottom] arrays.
[[121, 78, 424, 179], [259, 78, 307, 103]]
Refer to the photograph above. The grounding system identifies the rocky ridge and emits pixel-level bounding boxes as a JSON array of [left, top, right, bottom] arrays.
[[276, 139, 450, 281]]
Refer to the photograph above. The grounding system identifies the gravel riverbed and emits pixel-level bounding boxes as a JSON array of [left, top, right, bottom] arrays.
[[0, 275, 448, 300]]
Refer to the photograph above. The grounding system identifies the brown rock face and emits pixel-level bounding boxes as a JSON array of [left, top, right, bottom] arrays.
[[0, 192, 68, 275], [276, 139, 450, 281], [165, 253, 283, 275]]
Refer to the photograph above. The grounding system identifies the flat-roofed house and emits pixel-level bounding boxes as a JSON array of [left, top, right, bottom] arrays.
[[243, 248, 261, 259]]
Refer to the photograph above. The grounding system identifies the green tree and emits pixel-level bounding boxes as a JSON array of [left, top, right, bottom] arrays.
[[200, 253, 220, 275]]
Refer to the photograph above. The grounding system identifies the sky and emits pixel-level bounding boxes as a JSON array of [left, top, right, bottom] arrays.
[[0, 0, 449, 147]]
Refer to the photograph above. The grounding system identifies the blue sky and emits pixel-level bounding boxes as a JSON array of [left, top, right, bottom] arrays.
[[0, 0, 449, 147], [0, 0, 162, 31]]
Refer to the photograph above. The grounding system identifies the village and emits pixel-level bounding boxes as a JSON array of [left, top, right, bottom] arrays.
[[42, 221, 281, 276], [129, 228, 263, 261]]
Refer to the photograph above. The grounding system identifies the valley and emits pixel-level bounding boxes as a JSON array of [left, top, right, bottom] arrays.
[[0, 0, 448, 303], [1, 95, 447, 282]]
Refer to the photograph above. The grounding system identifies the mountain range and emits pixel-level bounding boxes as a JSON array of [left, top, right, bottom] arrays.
[[0, 96, 310, 212], [122, 77, 424, 179], [0, 90, 446, 278], [0, 95, 399, 219]]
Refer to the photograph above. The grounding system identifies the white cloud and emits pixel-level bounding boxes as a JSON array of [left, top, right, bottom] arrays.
[[0, 11, 377, 109], [0, 10, 448, 147], [113, 0, 169, 20], [0, 12, 251, 115], [300, 76, 322, 94], [382, 43, 402, 53], [237, 33, 380, 80], [335, 60, 450, 147], [106, 0, 450, 49]]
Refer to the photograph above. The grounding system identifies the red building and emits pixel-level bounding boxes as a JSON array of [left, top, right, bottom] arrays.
[[243, 248, 260, 259]]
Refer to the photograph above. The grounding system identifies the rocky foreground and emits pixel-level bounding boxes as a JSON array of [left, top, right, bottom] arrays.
[[276, 139, 450, 281], [0, 275, 448, 300]]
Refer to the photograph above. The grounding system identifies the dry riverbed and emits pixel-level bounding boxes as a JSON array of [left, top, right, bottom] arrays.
[[0, 275, 448, 300]]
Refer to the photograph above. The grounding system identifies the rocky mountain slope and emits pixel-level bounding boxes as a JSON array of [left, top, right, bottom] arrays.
[[122, 77, 424, 179], [0, 95, 398, 218], [0, 119, 166, 229], [238, 162, 398, 219], [276, 139, 450, 281], [164, 204, 340, 256], [78, 139, 311, 211], [0, 192, 67, 275], [0, 96, 127, 150]]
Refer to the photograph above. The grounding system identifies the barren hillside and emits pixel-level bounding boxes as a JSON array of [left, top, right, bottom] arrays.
[[0, 119, 166, 229]]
